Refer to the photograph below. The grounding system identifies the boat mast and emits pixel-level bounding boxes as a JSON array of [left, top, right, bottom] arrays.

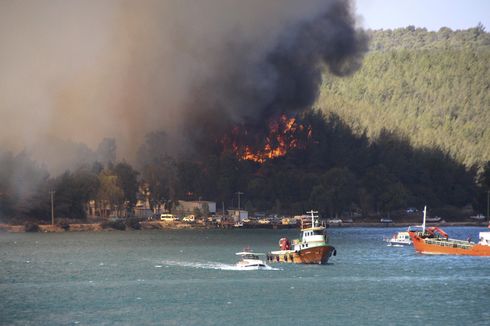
[[307, 210, 318, 228], [422, 206, 427, 234]]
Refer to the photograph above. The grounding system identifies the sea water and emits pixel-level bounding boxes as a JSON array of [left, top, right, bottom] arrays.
[[1, 227, 489, 325]]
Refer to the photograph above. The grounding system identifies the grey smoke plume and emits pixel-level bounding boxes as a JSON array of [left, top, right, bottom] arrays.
[[0, 0, 366, 172]]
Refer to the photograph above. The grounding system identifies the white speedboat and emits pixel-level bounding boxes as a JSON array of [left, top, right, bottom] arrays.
[[235, 251, 269, 269], [384, 231, 412, 246]]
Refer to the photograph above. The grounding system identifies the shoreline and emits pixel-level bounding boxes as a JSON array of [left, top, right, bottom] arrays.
[[0, 221, 214, 233], [0, 220, 488, 233]]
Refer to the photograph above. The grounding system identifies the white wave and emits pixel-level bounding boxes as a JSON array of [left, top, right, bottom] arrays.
[[387, 244, 405, 247], [158, 260, 280, 271]]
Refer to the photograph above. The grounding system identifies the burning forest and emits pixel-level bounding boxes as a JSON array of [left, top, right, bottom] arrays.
[[221, 114, 313, 164], [178, 0, 369, 170], [0, 1, 482, 223]]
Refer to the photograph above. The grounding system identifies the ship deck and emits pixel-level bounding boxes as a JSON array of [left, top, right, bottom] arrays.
[[423, 237, 473, 250]]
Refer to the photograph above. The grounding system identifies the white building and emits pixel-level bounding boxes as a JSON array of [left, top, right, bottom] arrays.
[[178, 200, 216, 215], [228, 209, 248, 222]]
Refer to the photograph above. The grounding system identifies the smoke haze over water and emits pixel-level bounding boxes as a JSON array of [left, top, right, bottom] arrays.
[[0, 0, 366, 174]]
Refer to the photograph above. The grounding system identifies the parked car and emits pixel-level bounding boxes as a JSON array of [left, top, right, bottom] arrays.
[[182, 215, 195, 222], [327, 218, 342, 224], [380, 218, 393, 223], [160, 214, 178, 221]]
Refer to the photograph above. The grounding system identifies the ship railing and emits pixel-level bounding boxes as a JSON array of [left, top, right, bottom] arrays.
[[424, 238, 472, 250], [300, 218, 312, 229]]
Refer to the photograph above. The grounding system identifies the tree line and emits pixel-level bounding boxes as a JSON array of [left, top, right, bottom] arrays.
[[0, 150, 138, 222], [2, 109, 488, 222], [2, 26, 490, 222]]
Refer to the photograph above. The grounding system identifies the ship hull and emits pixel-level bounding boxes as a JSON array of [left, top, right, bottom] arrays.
[[268, 245, 335, 264], [409, 232, 490, 256]]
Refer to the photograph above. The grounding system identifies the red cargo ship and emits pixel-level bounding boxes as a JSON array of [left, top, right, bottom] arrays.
[[408, 206, 490, 256]]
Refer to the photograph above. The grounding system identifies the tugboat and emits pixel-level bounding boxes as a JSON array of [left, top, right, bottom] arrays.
[[267, 211, 336, 264], [408, 206, 490, 256]]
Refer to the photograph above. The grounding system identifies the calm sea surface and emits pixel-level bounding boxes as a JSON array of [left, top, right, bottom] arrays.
[[1, 227, 489, 326]]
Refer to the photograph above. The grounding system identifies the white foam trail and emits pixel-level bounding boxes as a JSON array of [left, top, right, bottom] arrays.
[[159, 260, 281, 271]]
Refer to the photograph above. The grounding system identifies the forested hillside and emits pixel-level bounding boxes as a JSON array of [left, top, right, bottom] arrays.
[[3, 27, 490, 223], [318, 25, 490, 168]]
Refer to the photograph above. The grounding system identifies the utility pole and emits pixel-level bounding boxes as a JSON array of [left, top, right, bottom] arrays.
[[49, 190, 55, 225], [487, 190, 489, 222], [235, 191, 244, 211]]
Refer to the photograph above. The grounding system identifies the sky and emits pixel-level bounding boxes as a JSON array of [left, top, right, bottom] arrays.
[[356, 0, 490, 31]]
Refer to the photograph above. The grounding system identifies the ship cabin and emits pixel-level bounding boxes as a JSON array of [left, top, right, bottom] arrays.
[[294, 226, 327, 250], [236, 251, 265, 260], [479, 232, 490, 245]]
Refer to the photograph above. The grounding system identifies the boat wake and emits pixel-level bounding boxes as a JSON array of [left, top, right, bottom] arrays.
[[157, 260, 281, 271]]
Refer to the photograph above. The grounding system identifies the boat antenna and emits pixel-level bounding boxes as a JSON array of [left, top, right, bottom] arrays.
[[422, 206, 427, 234]]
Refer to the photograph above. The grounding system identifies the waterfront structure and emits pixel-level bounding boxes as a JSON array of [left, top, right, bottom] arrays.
[[228, 209, 249, 222], [177, 200, 216, 215]]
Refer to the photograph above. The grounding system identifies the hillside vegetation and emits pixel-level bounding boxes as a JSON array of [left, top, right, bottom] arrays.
[[2, 27, 490, 223], [318, 25, 490, 168]]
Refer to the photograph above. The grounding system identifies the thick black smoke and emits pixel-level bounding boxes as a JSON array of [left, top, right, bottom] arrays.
[[183, 0, 367, 154], [0, 0, 366, 170]]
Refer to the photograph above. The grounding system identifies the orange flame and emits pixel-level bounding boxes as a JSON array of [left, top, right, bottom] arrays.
[[224, 113, 312, 163]]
